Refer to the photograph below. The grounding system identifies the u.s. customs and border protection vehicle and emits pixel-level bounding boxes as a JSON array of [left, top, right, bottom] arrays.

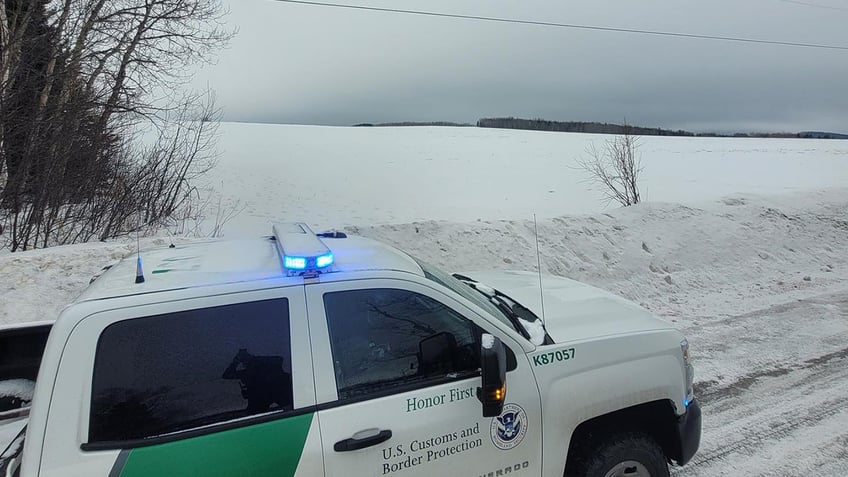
[[1, 223, 700, 477]]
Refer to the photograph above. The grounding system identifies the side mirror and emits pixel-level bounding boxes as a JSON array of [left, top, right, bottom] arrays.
[[477, 333, 507, 417]]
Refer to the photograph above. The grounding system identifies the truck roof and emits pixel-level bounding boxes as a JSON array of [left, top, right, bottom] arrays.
[[77, 234, 424, 302]]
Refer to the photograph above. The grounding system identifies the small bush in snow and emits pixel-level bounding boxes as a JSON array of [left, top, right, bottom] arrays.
[[577, 124, 643, 207]]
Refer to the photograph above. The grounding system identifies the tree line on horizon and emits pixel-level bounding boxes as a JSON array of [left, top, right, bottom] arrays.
[[354, 117, 847, 139], [477, 118, 693, 137], [476, 118, 847, 139]]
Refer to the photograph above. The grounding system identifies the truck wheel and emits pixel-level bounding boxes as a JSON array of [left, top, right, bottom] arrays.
[[573, 432, 670, 477]]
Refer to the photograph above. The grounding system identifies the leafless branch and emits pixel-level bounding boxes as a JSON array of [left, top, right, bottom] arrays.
[[1, 0, 233, 250], [575, 123, 643, 207]]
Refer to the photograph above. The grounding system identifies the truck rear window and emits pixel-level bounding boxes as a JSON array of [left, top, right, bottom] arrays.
[[88, 299, 292, 444]]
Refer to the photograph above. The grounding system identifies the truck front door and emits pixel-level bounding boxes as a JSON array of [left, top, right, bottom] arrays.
[[306, 279, 542, 477]]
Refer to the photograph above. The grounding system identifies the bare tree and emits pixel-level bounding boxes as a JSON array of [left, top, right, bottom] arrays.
[[576, 124, 643, 207], [0, 0, 234, 251]]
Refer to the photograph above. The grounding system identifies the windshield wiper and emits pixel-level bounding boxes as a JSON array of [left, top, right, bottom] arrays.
[[453, 274, 552, 345], [453, 275, 533, 339]]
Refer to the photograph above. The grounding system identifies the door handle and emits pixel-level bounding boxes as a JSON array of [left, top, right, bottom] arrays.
[[334, 428, 392, 452]]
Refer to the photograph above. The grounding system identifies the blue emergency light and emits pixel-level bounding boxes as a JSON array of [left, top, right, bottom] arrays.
[[283, 256, 307, 270], [273, 223, 334, 276], [316, 253, 334, 268]]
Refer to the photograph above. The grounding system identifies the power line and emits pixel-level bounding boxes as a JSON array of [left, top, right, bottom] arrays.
[[271, 0, 848, 51], [776, 0, 848, 12]]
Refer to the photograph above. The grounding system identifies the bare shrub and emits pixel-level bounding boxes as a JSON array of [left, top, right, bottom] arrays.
[[576, 125, 643, 207], [0, 0, 234, 251], [94, 96, 223, 241], [167, 184, 246, 239], [0, 96, 221, 250], [207, 195, 246, 238]]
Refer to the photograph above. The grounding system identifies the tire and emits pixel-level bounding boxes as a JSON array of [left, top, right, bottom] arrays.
[[570, 432, 670, 477]]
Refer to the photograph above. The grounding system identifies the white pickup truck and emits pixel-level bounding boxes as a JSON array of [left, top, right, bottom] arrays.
[[1, 224, 700, 477]]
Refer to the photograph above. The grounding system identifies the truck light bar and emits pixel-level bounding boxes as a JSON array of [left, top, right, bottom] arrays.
[[273, 223, 334, 276]]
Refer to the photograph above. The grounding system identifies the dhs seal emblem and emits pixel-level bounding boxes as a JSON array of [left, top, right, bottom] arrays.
[[490, 403, 528, 450]]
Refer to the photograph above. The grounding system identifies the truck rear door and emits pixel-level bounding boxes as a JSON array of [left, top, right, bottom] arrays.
[[28, 287, 322, 477]]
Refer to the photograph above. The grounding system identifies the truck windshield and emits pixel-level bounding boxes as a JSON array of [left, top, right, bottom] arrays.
[[412, 257, 517, 332]]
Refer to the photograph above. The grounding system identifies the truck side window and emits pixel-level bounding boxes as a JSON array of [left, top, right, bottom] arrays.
[[88, 298, 293, 444], [324, 288, 478, 401]]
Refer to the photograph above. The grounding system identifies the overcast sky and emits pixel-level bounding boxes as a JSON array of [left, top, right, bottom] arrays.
[[192, 0, 848, 133]]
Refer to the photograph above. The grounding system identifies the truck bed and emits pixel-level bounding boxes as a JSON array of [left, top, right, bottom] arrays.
[[0, 322, 52, 462]]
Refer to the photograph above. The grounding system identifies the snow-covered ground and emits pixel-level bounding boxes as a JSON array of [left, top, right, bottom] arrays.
[[1, 124, 848, 474], [205, 123, 848, 235]]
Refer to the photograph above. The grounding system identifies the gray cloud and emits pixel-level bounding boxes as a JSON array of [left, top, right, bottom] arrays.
[[193, 0, 848, 132]]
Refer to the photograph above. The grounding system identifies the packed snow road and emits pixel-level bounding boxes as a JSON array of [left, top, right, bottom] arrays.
[[673, 291, 848, 476]]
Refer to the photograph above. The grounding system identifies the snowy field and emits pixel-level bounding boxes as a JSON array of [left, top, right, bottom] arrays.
[[2, 124, 848, 474], [205, 123, 848, 235]]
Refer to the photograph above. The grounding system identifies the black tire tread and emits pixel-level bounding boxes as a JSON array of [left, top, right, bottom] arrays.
[[568, 432, 670, 477]]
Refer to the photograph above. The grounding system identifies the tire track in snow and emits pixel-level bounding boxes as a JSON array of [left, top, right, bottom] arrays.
[[675, 370, 848, 474], [689, 397, 845, 468], [673, 293, 848, 476]]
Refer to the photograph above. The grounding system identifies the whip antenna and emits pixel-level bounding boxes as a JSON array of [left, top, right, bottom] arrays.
[[135, 231, 145, 284], [533, 214, 546, 323]]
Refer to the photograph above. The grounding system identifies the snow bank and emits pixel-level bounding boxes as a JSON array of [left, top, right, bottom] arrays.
[[352, 188, 848, 321], [0, 238, 180, 326]]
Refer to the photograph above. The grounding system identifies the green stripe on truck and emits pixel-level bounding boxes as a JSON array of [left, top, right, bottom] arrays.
[[116, 413, 314, 476]]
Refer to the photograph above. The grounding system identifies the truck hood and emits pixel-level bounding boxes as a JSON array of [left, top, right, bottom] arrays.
[[461, 270, 672, 343]]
